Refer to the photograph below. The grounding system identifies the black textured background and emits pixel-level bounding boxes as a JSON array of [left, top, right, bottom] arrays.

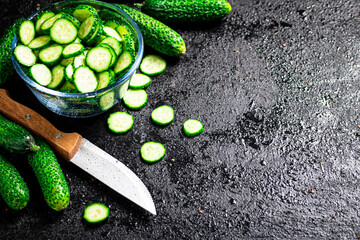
[[1, 0, 360, 239]]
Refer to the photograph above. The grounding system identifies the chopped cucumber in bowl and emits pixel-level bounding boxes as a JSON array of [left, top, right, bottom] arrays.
[[11, 0, 144, 118]]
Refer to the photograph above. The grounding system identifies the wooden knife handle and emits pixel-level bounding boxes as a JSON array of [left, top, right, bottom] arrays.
[[0, 89, 82, 161]]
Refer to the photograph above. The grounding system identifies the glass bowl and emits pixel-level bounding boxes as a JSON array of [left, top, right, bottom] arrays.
[[11, 0, 144, 118]]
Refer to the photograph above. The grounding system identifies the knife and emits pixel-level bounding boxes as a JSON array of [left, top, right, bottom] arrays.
[[0, 89, 156, 215]]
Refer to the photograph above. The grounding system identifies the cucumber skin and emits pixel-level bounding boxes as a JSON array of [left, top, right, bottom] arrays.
[[0, 114, 39, 154], [27, 138, 70, 211], [114, 4, 186, 57], [138, 0, 232, 24], [0, 154, 30, 210], [0, 18, 24, 86]]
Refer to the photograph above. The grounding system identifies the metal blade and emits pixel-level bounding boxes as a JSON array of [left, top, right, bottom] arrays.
[[71, 138, 156, 215]]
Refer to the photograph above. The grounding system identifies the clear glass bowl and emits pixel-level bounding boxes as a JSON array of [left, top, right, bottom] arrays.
[[11, 0, 144, 118]]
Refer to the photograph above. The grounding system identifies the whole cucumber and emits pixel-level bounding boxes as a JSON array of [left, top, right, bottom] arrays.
[[0, 153, 30, 210], [114, 4, 186, 57], [136, 0, 232, 24], [0, 114, 40, 154], [27, 138, 70, 211]]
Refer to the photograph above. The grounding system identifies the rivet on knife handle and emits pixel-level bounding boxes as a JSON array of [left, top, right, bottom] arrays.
[[0, 89, 82, 161]]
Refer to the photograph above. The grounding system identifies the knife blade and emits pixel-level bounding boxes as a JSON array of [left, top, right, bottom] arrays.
[[0, 89, 156, 215]]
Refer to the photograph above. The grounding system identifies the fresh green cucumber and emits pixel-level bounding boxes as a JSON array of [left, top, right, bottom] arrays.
[[114, 4, 186, 57], [102, 26, 122, 42], [40, 13, 63, 35], [129, 73, 151, 89], [0, 154, 30, 210], [61, 12, 81, 29], [0, 114, 39, 154], [73, 5, 99, 22], [27, 138, 70, 211], [183, 119, 204, 136], [35, 11, 55, 35], [65, 63, 75, 82], [50, 18, 78, 44], [72, 53, 86, 69], [96, 70, 115, 90], [115, 25, 135, 58], [139, 54, 166, 76], [73, 66, 98, 92], [28, 35, 52, 50], [151, 105, 174, 126], [39, 44, 63, 66], [83, 203, 109, 223], [107, 111, 134, 133], [13, 45, 37, 67], [19, 20, 35, 46], [30, 64, 52, 86], [48, 65, 65, 89], [78, 15, 100, 41], [85, 46, 113, 72], [99, 91, 115, 111], [123, 89, 148, 110], [114, 50, 133, 75], [140, 142, 166, 163], [62, 43, 85, 58], [100, 37, 122, 56], [136, 0, 232, 24], [0, 18, 24, 86]]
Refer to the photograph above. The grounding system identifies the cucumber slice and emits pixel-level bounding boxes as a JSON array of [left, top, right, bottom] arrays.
[[19, 20, 35, 46], [35, 11, 55, 34], [78, 16, 99, 41], [100, 37, 122, 56], [73, 66, 98, 93], [39, 44, 63, 66], [99, 91, 115, 111], [86, 24, 104, 46], [30, 64, 52, 86], [61, 12, 81, 28], [140, 142, 166, 163], [98, 43, 117, 68], [28, 35, 52, 50], [60, 57, 74, 67], [96, 71, 114, 90], [129, 73, 151, 89], [103, 26, 122, 42], [123, 89, 148, 110], [104, 21, 120, 29], [83, 203, 109, 224], [40, 13, 63, 35], [13, 45, 37, 67], [107, 111, 133, 133], [50, 18, 78, 44], [73, 5, 98, 22], [62, 43, 85, 58], [48, 65, 65, 89], [60, 81, 76, 92], [85, 46, 112, 72], [114, 51, 133, 75], [65, 64, 74, 82], [140, 55, 166, 76], [151, 105, 174, 126], [73, 53, 86, 69], [183, 119, 204, 137]]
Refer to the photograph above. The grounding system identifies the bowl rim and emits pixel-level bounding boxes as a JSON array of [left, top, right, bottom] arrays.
[[11, 0, 144, 98]]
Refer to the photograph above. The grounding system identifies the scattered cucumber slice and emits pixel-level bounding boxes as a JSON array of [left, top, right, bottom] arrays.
[[40, 13, 63, 35], [50, 18, 78, 44], [140, 55, 166, 76], [140, 142, 166, 163], [35, 11, 55, 34], [19, 20, 35, 45], [30, 64, 52, 86], [114, 51, 133, 75], [14, 45, 37, 67], [123, 89, 148, 110], [28, 35, 52, 50], [38, 44, 63, 66], [62, 43, 85, 58], [107, 111, 134, 133], [85, 46, 113, 72], [73, 5, 98, 22], [103, 26, 122, 42], [129, 73, 151, 89], [100, 37, 122, 56], [183, 119, 204, 137], [97, 70, 115, 90], [151, 105, 174, 126], [73, 66, 98, 92], [83, 203, 109, 224]]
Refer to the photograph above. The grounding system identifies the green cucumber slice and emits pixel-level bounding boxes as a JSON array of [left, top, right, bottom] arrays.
[[35, 11, 55, 34], [62, 43, 85, 58], [13, 45, 37, 67], [61, 12, 81, 28], [98, 43, 117, 68], [123, 89, 147, 110], [151, 105, 174, 126], [30, 64, 52, 86], [65, 64, 74, 82], [99, 91, 115, 111], [73, 66, 98, 93], [183, 119, 204, 137], [39, 44, 63, 66], [85, 46, 112, 72], [48, 65, 65, 89], [83, 203, 109, 224], [73, 53, 86, 69], [19, 20, 35, 46], [140, 55, 166, 76], [100, 37, 122, 56], [78, 15, 98, 41], [129, 73, 151, 89], [107, 111, 134, 133], [114, 51, 133, 75], [140, 142, 166, 163], [28, 35, 52, 50], [40, 13, 63, 35], [96, 71, 114, 90], [104, 21, 120, 29], [73, 5, 98, 22], [103, 26, 122, 42], [50, 18, 78, 44]]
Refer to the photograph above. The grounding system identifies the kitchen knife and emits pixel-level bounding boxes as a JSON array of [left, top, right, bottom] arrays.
[[0, 89, 156, 215]]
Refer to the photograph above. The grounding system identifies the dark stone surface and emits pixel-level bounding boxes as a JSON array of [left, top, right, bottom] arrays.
[[1, 0, 360, 239]]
